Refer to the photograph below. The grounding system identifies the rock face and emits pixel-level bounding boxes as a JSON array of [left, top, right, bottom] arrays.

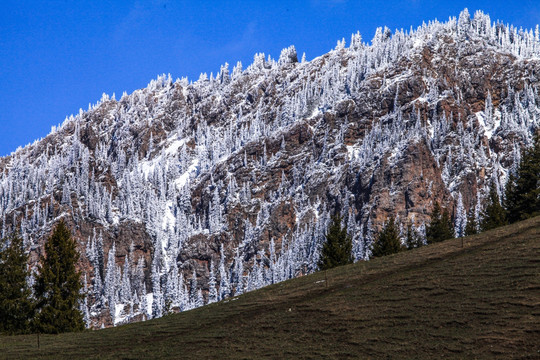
[[0, 9, 539, 327]]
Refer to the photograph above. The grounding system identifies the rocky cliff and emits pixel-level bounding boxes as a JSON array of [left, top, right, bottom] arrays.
[[1, 9, 539, 327]]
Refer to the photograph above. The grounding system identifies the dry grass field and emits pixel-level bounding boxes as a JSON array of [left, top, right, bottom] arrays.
[[1, 216, 539, 359]]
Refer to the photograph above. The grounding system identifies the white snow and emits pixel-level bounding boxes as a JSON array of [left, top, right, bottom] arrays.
[[162, 200, 175, 231], [346, 145, 359, 161], [475, 109, 501, 139], [114, 304, 126, 325], [175, 158, 199, 189], [307, 108, 321, 120], [413, 37, 424, 49], [382, 70, 412, 91], [140, 159, 156, 179], [111, 212, 120, 226], [146, 293, 153, 316], [164, 138, 186, 156]]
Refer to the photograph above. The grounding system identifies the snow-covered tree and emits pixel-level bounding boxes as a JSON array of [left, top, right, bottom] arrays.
[[208, 260, 218, 304], [454, 193, 467, 238]]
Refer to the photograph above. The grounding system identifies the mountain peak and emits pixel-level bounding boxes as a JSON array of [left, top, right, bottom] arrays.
[[1, 9, 538, 328]]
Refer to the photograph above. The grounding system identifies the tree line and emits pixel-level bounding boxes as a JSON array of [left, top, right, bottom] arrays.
[[1, 135, 538, 332]]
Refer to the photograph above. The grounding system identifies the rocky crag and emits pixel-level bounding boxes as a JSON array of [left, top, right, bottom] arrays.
[[0, 9, 538, 327]]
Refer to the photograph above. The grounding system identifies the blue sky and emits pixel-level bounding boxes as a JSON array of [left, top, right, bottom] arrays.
[[1, 1, 539, 156]]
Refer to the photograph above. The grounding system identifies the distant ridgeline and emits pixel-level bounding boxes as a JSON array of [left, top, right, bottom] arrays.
[[0, 9, 539, 328]]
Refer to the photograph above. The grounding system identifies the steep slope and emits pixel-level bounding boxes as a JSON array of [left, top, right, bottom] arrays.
[[2, 216, 539, 359], [0, 9, 539, 326]]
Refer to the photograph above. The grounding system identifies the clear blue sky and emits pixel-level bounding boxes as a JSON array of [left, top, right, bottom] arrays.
[[1, 1, 539, 156]]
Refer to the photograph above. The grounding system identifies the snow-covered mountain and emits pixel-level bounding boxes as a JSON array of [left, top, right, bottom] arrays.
[[1, 9, 539, 327]]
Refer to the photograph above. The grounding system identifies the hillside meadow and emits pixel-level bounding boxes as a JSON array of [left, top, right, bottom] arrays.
[[1, 216, 539, 359]]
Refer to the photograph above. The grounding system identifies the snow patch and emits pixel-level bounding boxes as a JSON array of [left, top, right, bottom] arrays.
[[111, 211, 120, 226], [140, 159, 156, 179], [346, 145, 360, 161], [164, 138, 186, 156], [114, 304, 125, 325], [175, 158, 199, 189], [146, 293, 153, 316], [162, 200, 176, 232], [475, 110, 501, 139]]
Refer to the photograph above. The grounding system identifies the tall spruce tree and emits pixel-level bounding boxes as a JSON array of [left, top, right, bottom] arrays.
[[0, 233, 35, 334], [505, 134, 540, 222], [372, 216, 402, 257], [34, 221, 85, 334], [481, 183, 507, 231], [318, 215, 353, 270], [426, 201, 454, 244]]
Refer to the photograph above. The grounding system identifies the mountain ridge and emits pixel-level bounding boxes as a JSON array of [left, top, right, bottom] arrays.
[[0, 9, 539, 327]]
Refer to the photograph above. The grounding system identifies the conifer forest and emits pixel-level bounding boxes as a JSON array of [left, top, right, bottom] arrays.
[[0, 9, 539, 330]]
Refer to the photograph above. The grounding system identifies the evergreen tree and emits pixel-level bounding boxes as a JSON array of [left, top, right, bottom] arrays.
[[464, 210, 478, 236], [503, 172, 519, 222], [318, 215, 353, 270], [426, 201, 454, 244], [481, 183, 507, 231], [34, 221, 85, 334], [189, 270, 198, 309], [208, 260, 218, 304], [0, 233, 35, 334], [372, 216, 403, 257], [454, 193, 467, 238], [404, 222, 423, 250], [505, 135, 540, 222], [218, 246, 230, 301], [140, 283, 149, 319]]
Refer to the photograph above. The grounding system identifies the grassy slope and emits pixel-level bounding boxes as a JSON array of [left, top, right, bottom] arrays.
[[1, 217, 539, 360]]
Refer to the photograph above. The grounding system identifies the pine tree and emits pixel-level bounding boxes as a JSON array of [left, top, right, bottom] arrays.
[[318, 215, 353, 270], [464, 210, 478, 236], [372, 216, 403, 257], [218, 246, 230, 301], [503, 172, 519, 222], [189, 269, 198, 308], [208, 260, 218, 304], [104, 242, 118, 312], [481, 183, 507, 231], [34, 221, 85, 334], [404, 222, 423, 250], [454, 193, 467, 238], [426, 201, 454, 244], [0, 233, 35, 334], [505, 134, 540, 222], [140, 283, 149, 319]]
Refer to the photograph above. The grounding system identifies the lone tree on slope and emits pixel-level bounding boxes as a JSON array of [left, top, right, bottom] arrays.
[[318, 215, 353, 270], [34, 220, 85, 334]]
